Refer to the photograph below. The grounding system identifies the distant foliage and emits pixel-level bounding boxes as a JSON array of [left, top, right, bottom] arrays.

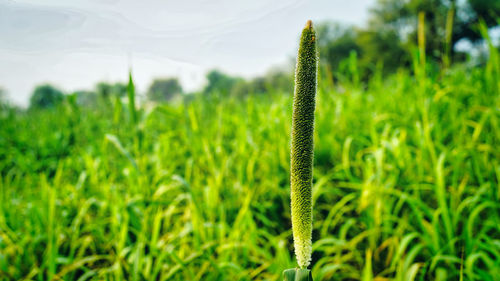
[[371, 0, 500, 46], [203, 69, 292, 97], [0, 87, 6, 103], [147, 78, 183, 102], [96, 82, 127, 99], [0, 87, 8, 111], [203, 70, 242, 96], [316, 23, 361, 72], [73, 90, 98, 107], [29, 84, 65, 109], [317, 0, 500, 78]]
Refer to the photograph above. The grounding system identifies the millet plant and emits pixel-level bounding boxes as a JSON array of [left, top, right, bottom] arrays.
[[284, 20, 317, 281]]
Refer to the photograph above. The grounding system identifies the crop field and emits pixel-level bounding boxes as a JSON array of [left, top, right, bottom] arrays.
[[1, 44, 500, 281]]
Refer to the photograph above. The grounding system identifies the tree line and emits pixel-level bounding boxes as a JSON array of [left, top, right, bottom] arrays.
[[17, 67, 293, 109]]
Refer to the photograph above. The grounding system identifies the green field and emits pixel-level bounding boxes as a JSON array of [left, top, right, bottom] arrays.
[[1, 51, 500, 280]]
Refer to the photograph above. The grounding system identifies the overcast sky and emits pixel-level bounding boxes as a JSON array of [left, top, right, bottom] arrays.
[[0, 0, 375, 106]]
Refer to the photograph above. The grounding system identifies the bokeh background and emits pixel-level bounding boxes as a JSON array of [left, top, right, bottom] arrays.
[[0, 0, 499, 280]]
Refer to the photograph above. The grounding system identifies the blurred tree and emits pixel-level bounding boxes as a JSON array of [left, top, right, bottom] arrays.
[[456, 0, 500, 44], [468, 0, 500, 26], [0, 87, 5, 103], [264, 68, 293, 93], [147, 78, 183, 102], [29, 84, 64, 109], [96, 82, 112, 99], [316, 23, 361, 72], [96, 82, 127, 99], [0, 87, 8, 111], [356, 28, 409, 75], [369, 0, 448, 60], [230, 80, 251, 97], [316, 0, 500, 78], [111, 83, 127, 97], [203, 70, 242, 95], [230, 76, 272, 97], [216, 68, 292, 97], [247, 77, 267, 95], [369, 0, 500, 60], [315, 22, 408, 79], [73, 90, 98, 107]]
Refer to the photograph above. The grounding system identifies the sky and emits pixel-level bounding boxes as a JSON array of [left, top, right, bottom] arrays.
[[0, 0, 375, 106]]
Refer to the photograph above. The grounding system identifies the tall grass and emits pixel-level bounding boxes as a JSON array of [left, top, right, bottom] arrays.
[[0, 39, 499, 281]]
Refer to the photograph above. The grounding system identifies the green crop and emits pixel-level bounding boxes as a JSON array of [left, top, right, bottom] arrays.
[[290, 19, 317, 270]]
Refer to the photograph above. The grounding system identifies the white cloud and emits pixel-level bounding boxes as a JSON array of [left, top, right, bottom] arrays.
[[0, 0, 374, 106]]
